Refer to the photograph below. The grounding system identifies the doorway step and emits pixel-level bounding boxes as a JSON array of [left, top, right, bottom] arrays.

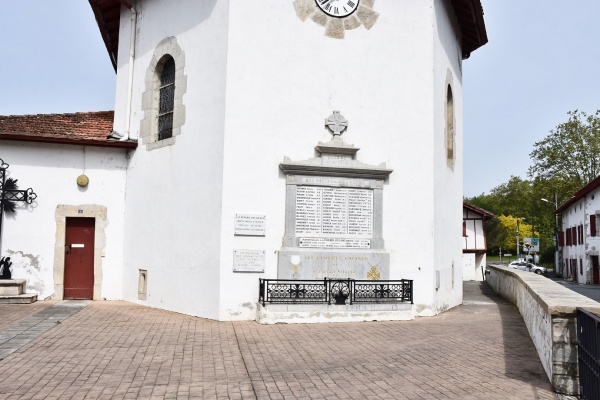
[[0, 279, 37, 304]]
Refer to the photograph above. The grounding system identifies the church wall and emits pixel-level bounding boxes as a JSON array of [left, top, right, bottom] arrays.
[[216, 0, 443, 320], [117, 0, 230, 319], [107, 0, 478, 320], [0, 141, 128, 300], [429, 0, 465, 312]]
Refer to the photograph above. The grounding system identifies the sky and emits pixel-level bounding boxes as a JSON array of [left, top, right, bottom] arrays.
[[2, 2, 599, 198], [463, 1, 600, 197]]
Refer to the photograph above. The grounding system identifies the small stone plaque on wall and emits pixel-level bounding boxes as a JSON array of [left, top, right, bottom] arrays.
[[234, 214, 266, 236], [233, 249, 265, 272]]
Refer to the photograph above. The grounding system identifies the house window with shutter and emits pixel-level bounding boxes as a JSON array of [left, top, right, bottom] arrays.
[[558, 231, 565, 247], [591, 215, 597, 237]]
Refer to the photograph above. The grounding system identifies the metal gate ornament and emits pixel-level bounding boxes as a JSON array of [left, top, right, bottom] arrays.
[[0, 158, 38, 254]]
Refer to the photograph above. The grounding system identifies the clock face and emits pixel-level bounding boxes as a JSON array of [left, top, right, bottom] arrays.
[[315, 0, 359, 18]]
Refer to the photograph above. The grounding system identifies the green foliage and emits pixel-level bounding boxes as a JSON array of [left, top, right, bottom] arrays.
[[470, 110, 600, 262], [529, 110, 600, 188], [495, 215, 535, 253]]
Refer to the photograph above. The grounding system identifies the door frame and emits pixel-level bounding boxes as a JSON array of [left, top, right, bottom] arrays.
[[54, 205, 107, 301]]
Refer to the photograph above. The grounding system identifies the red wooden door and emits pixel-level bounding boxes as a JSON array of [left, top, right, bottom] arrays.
[[592, 256, 600, 285], [64, 217, 95, 299]]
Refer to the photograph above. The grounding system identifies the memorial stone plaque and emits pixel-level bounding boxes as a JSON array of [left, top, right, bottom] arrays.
[[234, 214, 266, 236], [278, 111, 393, 281], [233, 249, 265, 272]]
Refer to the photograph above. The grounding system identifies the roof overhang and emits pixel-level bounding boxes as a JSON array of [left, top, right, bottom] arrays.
[[0, 132, 138, 149], [463, 202, 495, 218], [451, 0, 488, 59], [90, 0, 488, 69], [556, 176, 600, 214], [89, 0, 131, 71]]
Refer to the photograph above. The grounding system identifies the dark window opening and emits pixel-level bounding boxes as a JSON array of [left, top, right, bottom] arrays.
[[158, 58, 175, 140]]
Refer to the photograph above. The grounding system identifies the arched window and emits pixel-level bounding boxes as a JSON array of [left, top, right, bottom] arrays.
[[140, 37, 187, 150], [158, 57, 175, 140], [445, 85, 455, 162]]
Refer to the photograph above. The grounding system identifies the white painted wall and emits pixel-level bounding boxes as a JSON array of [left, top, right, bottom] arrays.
[[561, 198, 586, 283], [0, 141, 128, 300], [560, 186, 600, 284], [109, 0, 469, 320], [117, 0, 229, 319], [463, 218, 486, 250], [431, 0, 464, 311]]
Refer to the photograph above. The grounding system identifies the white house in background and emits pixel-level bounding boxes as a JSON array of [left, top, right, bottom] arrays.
[[462, 202, 493, 281], [557, 176, 600, 284], [0, 0, 487, 320]]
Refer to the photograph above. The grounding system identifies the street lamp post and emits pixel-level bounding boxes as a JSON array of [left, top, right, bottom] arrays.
[[516, 217, 526, 260], [516, 219, 520, 259]]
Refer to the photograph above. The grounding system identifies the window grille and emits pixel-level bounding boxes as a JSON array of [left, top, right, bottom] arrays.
[[158, 58, 175, 140]]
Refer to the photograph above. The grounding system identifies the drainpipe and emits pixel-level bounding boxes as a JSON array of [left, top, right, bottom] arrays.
[[121, 2, 137, 141]]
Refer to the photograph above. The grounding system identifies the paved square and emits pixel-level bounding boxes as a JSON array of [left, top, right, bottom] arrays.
[[0, 282, 557, 399]]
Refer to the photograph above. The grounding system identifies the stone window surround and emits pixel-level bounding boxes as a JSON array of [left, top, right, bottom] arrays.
[[140, 36, 187, 151], [53, 205, 108, 301]]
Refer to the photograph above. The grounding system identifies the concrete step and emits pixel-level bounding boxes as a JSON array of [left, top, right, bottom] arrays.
[[0, 293, 38, 304]]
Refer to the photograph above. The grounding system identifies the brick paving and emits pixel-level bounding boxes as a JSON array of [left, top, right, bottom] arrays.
[[0, 301, 87, 360], [0, 282, 557, 399], [0, 301, 56, 332]]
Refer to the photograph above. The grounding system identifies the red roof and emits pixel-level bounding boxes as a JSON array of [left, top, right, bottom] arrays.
[[89, 0, 487, 69], [0, 111, 137, 149]]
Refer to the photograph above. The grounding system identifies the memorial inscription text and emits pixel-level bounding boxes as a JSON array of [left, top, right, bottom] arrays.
[[295, 186, 373, 238]]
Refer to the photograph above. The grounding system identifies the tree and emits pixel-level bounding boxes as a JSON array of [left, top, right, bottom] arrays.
[[498, 215, 533, 252], [529, 110, 600, 189]]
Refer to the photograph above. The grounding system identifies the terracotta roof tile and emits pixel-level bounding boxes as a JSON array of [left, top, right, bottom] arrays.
[[0, 111, 113, 140], [0, 111, 136, 149]]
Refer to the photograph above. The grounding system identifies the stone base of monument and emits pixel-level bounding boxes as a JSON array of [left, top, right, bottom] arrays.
[[0, 279, 38, 304], [256, 302, 414, 324]]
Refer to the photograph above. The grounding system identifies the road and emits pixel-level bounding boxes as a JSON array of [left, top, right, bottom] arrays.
[[551, 278, 600, 303]]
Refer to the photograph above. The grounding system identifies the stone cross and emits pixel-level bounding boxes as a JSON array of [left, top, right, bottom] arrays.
[[325, 111, 348, 137], [0, 158, 37, 255]]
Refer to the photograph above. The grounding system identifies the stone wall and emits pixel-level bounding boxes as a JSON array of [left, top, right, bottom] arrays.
[[487, 265, 600, 396]]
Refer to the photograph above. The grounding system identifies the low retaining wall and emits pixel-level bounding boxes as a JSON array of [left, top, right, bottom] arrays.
[[487, 265, 600, 396]]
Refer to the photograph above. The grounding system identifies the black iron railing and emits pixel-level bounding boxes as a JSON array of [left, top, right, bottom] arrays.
[[577, 307, 600, 400], [258, 278, 413, 306]]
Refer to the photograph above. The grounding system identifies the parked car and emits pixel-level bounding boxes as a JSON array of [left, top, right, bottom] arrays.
[[508, 261, 547, 275]]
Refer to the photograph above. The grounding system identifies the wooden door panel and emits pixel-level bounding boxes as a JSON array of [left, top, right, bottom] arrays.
[[64, 217, 95, 299]]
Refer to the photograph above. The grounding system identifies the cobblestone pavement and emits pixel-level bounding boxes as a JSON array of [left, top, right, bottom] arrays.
[[0, 282, 557, 399]]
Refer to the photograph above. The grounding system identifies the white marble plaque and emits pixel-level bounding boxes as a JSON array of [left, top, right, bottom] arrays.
[[295, 186, 373, 238], [233, 249, 265, 272], [299, 238, 371, 249], [234, 214, 266, 236]]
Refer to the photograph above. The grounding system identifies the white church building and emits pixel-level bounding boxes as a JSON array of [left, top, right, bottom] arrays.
[[0, 0, 487, 321]]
